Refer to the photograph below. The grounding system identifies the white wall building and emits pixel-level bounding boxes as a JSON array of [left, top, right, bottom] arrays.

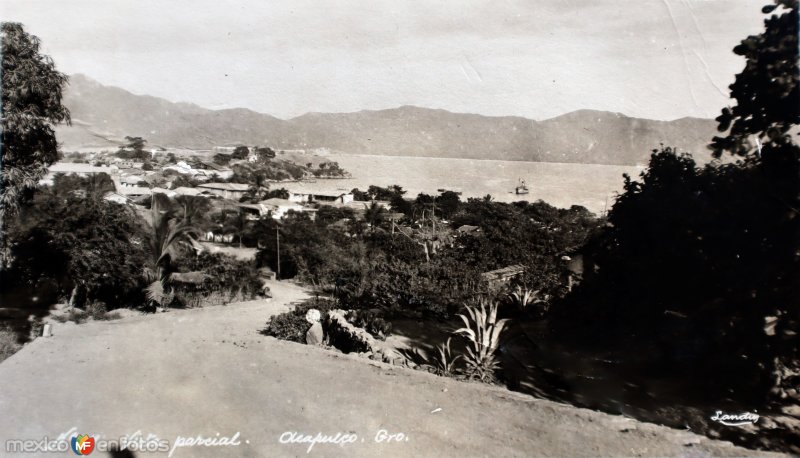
[[259, 198, 305, 219]]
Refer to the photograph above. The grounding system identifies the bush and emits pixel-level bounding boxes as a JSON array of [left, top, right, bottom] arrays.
[[261, 298, 336, 343], [85, 301, 108, 320], [0, 326, 22, 362], [553, 148, 800, 405], [255, 184, 600, 320], [28, 320, 44, 341], [427, 337, 462, 377], [344, 310, 392, 340], [262, 312, 310, 343], [173, 252, 264, 307]]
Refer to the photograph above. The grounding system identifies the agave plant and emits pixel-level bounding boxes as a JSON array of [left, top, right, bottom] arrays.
[[509, 286, 547, 311], [431, 337, 462, 377], [455, 300, 509, 382], [401, 337, 461, 377]]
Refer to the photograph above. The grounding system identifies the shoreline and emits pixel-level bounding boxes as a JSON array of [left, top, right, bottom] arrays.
[[323, 151, 650, 169]]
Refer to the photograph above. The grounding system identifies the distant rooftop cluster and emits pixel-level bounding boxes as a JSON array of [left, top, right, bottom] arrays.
[[40, 151, 371, 222]]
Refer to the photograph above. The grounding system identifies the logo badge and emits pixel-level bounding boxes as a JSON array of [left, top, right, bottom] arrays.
[[70, 434, 95, 455]]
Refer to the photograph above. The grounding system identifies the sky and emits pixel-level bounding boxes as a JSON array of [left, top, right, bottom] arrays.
[[3, 0, 768, 121]]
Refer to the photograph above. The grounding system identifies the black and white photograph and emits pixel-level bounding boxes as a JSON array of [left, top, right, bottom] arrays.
[[0, 0, 798, 456]]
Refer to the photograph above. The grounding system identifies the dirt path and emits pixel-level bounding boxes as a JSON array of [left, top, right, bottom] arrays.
[[0, 281, 784, 457]]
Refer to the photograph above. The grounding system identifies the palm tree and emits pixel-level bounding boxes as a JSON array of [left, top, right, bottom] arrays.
[[174, 195, 209, 226], [143, 195, 197, 308]]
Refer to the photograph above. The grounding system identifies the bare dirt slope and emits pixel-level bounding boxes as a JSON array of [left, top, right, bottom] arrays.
[[0, 281, 784, 457]]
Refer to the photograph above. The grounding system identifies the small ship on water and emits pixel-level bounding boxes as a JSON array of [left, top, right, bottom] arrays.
[[515, 179, 529, 195]]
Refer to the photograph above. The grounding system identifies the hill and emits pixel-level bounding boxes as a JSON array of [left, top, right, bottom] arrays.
[[57, 74, 719, 165]]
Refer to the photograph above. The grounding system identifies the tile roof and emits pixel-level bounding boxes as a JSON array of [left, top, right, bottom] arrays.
[[197, 182, 250, 191]]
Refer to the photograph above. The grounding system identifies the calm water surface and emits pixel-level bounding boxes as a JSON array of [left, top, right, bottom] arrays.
[[292, 154, 644, 215]]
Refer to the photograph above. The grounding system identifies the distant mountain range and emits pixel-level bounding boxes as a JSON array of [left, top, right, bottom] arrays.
[[57, 74, 720, 165]]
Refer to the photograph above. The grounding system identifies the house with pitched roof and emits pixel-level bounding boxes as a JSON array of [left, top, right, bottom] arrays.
[[196, 182, 250, 200]]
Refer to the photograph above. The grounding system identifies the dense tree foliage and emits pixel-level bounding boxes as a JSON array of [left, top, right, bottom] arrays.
[[553, 149, 797, 400], [50, 172, 115, 199], [451, 200, 597, 295], [115, 136, 149, 160], [1, 23, 70, 220], [212, 209, 250, 247], [230, 161, 305, 183], [351, 185, 406, 202], [213, 153, 231, 165], [253, 146, 276, 161], [711, 0, 799, 162], [552, 0, 799, 408], [2, 178, 147, 309], [311, 161, 346, 177], [436, 191, 461, 219], [254, 196, 599, 318], [172, 252, 263, 307], [231, 146, 249, 160], [256, 213, 350, 284]]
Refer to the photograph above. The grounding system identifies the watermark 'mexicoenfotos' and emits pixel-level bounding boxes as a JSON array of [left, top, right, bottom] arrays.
[[5, 429, 169, 454], [5, 427, 244, 456]]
